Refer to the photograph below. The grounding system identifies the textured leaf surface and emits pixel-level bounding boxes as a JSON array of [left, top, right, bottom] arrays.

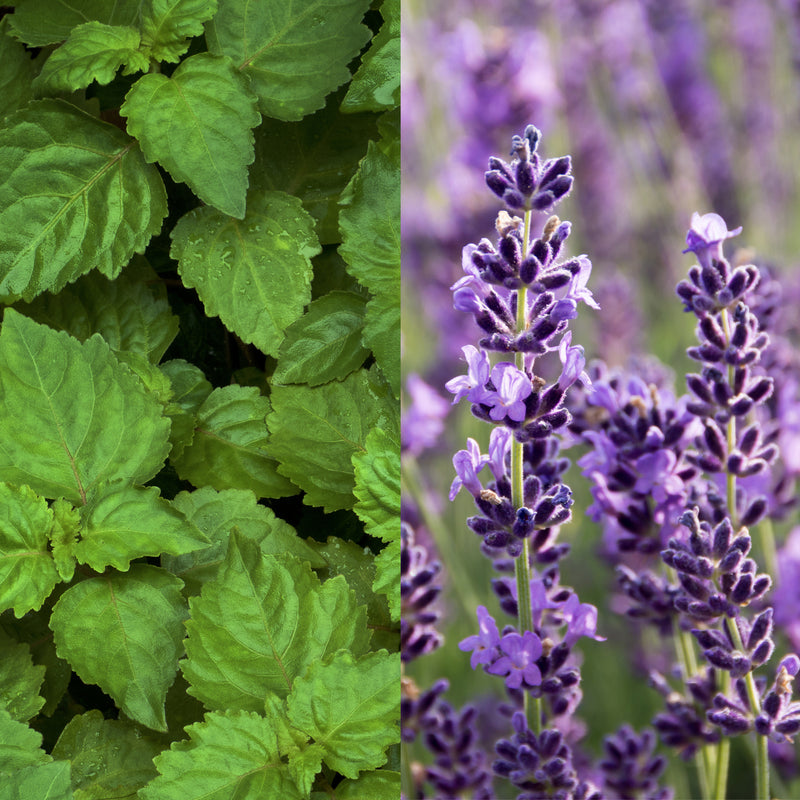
[[171, 384, 295, 499], [182, 534, 369, 711], [352, 427, 399, 543], [72, 484, 210, 572], [0, 708, 51, 774], [287, 651, 400, 778], [267, 369, 392, 511], [159, 359, 212, 462], [373, 539, 400, 622], [163, 486, 321, 596], [0, 483, 59, 617], [205, 0, 372, 120], [50, 565, 187, 731], [341, 0, 399, 113], [0, 629, 45, 722], [16, 258, 179, 363], [0, 311, 171, 503], [51, 710, 160, 797], [2, 760, 73, 800], [328, 770, 400, 799], [250, 101, 378, 244], [273, 291, 368, 385], [339, 142, 400, 395], [33, 22, 149, 93], [0, 101, 167, 302], [120, 53, 260, 218], [140, 710, 303, 800], [7, 0, 141, 46], [141, 0, 218, 62], [0, 18, 36, 116], [170, 191, 319, 355]]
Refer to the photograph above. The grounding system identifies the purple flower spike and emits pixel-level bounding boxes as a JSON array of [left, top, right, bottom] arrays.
[[683, 211, 743, 269], [486, 362, 532, 422], [449, 438, 489, 501], [445, 345, 491, 404], [459, 605, 501, 669], [558, 331, 590, 391], [487, 630, 544, 689], [560, 593, 606, 647], [487, 426, 512, 481]]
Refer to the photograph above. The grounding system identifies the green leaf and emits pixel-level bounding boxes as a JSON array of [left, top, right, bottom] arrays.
[[0, 311, 171, 503], [170, 190, 320, 356], [171, 384, 295, 499], [15, 257, 179, 363], [158, 359, 212, 462], [352, 427, 399, 543], [120, 52, 260, 219], [0, 760, 73, 800], [140, 710, 303, 800], [182, 533, 370, 712], [49, 500, 80, 582], [0, 18, 37, 117], [72, 484, 210, 572], [0, 483, 60, 617], [329, 770, 400, 799], [205, 0, 372, 121], [33, 22, 149, 94], [373, 539, 400, 622], [0, 100, 167, 302], [287, 650, 400, 778], [0, 629, 45, 722], [51, 710, 160, 797], [339, 141, 400, 396], [341, 0, 399, 113], [163, 486, 322, 596], [267, 369, 393, 511], [250, 99, 378, 244], [273, 291, 369, 385], [0, 708, 51, 775], [7, 0, 142, 47], [140, 0, 218, 63], [1, 608, 72, 717], [50, 565, 187, 731]]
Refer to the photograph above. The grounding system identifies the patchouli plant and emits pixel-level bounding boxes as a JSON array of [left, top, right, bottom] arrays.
[[0, 1, 400, 798]]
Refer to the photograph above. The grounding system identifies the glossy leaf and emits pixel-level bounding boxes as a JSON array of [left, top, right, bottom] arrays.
[[327, 770, 401, 799], [16, 257, 180, 363], [205, 0, 372, 121], [140, 710, 303, 800], [120, 52, 260, 218], [352, 427, 400, 543], [0, 100, 167, 302], [159, 359, 212, 462], [50, 565, 187, 731], [72, 484, 210, 572], [267, 369, 393, 511], [7, 0, 142, 46], [273, 291, 368, 385], [0, 311, 171, 503], [0, 708, 51, 774], [373, 539, 400, 622], [0, 18, 36, 116], [341, 0, 399, 113], [181, 533, 369, 712], [170, 190, 319, 355], [163, 486, 322, 596], [250, 100, 378, 244], [171, 384, 295, 499], [0, 629, 45, 722], [339, 141, 400, 395], [51, 710, 160, 797], [286, 650, 400, 778], [0, 483, 59, 618], [33, 22, 149, 94], [2, 760, 73, 799], [141, 0, 218, 63]]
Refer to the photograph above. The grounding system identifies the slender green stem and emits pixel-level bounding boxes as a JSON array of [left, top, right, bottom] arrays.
[[513, 209, 536, 729]]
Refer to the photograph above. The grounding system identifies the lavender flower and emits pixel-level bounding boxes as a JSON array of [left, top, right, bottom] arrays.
[[598, 725, 673, 800]]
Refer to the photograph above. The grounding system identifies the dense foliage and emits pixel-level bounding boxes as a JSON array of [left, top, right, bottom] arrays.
[[0, 1, 400, 797]]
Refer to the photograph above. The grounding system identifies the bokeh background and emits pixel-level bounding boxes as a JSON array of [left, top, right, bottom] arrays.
[[401, 1, 800, 797]]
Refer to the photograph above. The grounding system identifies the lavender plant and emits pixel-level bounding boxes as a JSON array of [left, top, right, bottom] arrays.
[[0, 2, 400, 797]]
